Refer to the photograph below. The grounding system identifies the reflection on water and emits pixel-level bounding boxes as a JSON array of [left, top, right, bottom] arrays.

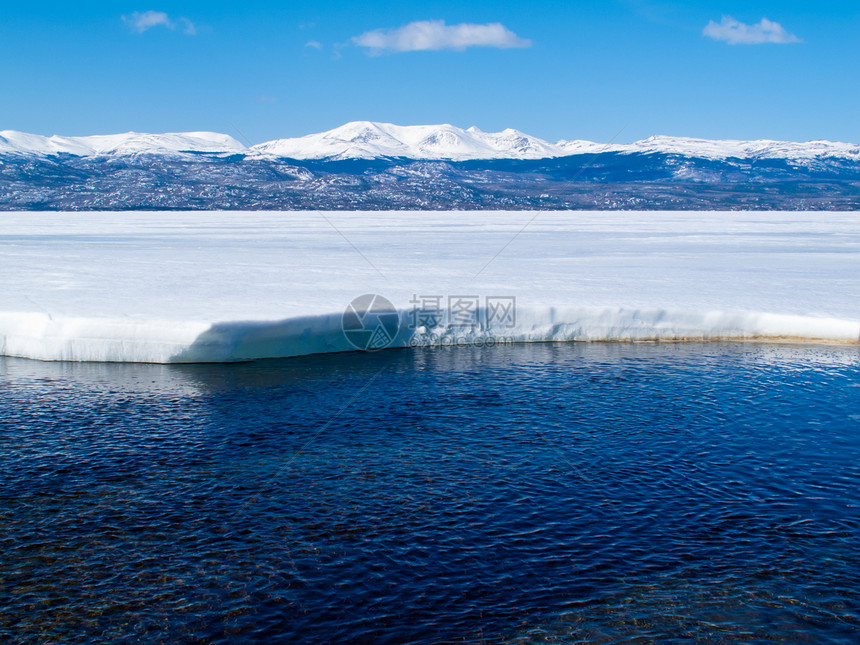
[[1, 342, 859, 644]]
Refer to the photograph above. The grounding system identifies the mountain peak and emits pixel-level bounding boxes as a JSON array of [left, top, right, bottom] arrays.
[[252, 122, 563, 160], [0, 130, 247, 157]]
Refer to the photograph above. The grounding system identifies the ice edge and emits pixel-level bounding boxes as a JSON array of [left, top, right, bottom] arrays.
[[1, 307, 858, 364]]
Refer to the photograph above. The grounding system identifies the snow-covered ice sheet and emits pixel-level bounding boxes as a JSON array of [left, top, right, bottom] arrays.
[[0, 211, 858, 363]]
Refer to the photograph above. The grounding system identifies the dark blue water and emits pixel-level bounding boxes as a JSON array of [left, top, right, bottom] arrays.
[[1, 342, 859, 644]]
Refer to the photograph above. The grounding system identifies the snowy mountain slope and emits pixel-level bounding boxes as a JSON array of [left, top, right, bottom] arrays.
[[585, 135, 860, 161], [2, 122, 859, 162], [252, 121, 860, 161], [0, 130, 247, 157], [250, 121, 560, 160]]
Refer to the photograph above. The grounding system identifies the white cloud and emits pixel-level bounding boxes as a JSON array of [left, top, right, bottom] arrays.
[[123, 10, 196, 35], [304, 40, 323, 50], [703, 16, 801, 45], [124, 10, 170, 32], [179, 18, 196, 36], [352, 20, 531, 54]]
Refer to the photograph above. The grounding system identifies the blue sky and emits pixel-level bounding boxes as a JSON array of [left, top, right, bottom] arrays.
[[2, 1, 858, 144]]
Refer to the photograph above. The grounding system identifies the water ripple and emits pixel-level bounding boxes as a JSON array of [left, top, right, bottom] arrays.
[[1, 342, 858, 643]]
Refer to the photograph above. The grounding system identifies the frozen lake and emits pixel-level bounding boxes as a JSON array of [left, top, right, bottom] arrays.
[[1, 211, 858, 362]]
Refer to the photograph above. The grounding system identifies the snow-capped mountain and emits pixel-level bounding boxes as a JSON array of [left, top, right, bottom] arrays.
[[252, 122, 860, 161], [4, 122, 858, 162], [0, 130, 246, 157], [251, 121, 561, 160], [4, 131, 860, 211], [581, 135, 860, 161]]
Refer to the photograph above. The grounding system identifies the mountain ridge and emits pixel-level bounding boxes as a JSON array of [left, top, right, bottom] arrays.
[[3, 122, 859, 162], [0, 130, 246, 158]]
